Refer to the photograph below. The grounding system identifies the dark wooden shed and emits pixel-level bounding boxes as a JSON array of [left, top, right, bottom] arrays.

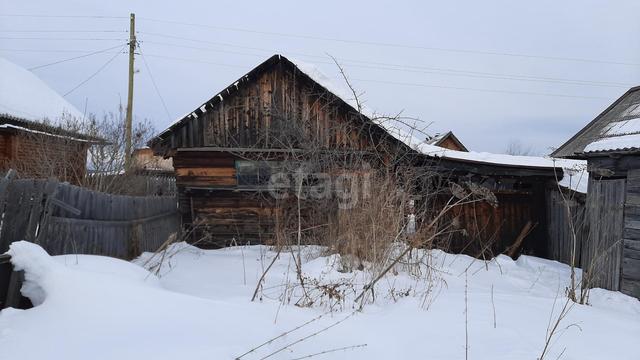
[[149, 54, 562, 257], [552, 86, 640, 298]]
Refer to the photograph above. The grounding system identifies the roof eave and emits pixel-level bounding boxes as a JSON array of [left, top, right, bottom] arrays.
[[551, 85, 640, 158]]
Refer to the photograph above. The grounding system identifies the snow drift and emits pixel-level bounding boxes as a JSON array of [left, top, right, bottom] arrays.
[[1, 241, 639, 360]]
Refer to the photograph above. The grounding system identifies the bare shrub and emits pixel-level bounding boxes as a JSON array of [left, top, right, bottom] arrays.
[[14, 104, 162, 195]]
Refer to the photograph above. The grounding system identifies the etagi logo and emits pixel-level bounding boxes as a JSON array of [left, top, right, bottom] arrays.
[[267, 169, 371, 209]]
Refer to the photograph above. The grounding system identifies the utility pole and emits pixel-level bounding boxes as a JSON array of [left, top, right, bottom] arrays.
[[124, 13, 136, 172]]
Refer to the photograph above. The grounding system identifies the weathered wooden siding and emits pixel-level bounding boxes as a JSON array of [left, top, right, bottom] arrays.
[[622, 169, 640, 297], [546, 187, 588, 266], [154, 59, 390, 156], [437, 137, 465, 152], [173, 150, 275, 245], [583, 176, 626, 291], [0, 174, 179, 259], [442, 186, 548, 258]]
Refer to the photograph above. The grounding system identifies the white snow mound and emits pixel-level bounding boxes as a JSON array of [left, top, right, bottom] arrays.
[[1, 241, 639, 360]]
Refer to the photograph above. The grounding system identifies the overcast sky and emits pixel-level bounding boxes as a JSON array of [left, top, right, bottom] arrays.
[[2, 0, 639, 154]]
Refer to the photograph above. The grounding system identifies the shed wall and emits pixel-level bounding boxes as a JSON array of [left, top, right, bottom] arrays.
[[583, 176, 626, 291], [622, 169, 640, 297]]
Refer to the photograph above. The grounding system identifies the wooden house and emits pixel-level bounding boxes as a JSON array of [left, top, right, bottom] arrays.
[[552, 86, 640, 298], [0, 57, 102, 184], [149, 54, 563, 257], [0, 114, 102, 183], [132, 147, 174, 175], [425, 131, 468, 151]]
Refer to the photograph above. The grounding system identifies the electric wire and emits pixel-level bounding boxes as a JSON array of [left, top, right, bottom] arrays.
[[0, 36, 126, 41], [28, 44, 125, 70], [138, 44, 173, 122], [139, 34, 632, 88], [137, 16, 640, 67], [63, 45, 125, 96], [140, 52, 615, 100]]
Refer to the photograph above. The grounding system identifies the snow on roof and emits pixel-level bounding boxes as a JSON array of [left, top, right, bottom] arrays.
[[0, 123, 92, 142], [291, 58, 567, 169], [582, 116, 640, 153], [425, 132, 448, 145], [0, 57, 84, 122], [553, 87, 640, 158], [584, 133, 640, 153], [554, 158, 588, 193]]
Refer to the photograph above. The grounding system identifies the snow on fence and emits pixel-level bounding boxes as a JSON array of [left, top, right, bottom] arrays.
[[0, 170, 179, 259]]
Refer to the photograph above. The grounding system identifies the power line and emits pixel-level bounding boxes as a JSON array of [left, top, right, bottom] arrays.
[[0, 36, 126, 41], [140, 36, 632, 88], [63, 45, 125, 96], [0, 14, 126, 19], [137, 16, 640, 67], [138, 45, 172, 122], [28, 44, 125, 70], [0, 48, 122, 53], [0, 30, 127, 33], [142, 53, 249, 69], [141, 51, 615, 100], [351, 78, 613, 100]]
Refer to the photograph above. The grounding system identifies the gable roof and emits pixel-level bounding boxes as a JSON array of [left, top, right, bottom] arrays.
[[551, 86, 640, 158], [152, 54, 564, 172], [425, 131, 468, 152]]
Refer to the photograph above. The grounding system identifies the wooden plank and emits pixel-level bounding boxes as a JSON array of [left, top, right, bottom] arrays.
[[175, 167, 235, 177], [622, 256, 640, 279], [583, 176, 626, 291]]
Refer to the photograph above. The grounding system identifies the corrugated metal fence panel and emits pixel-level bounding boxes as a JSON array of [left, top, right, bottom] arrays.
[[0, 177, 179, 259], [584, 176, 626, 291]]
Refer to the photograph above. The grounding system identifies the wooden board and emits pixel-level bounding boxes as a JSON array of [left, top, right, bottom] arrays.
[[621, 168, 640, 297], [583, 175, 626, 291]]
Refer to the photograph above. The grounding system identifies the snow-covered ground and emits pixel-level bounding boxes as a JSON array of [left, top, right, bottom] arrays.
[[1, 241, 639, 360]]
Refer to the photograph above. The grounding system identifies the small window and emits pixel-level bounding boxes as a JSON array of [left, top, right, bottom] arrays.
[[235, 160, 281, 186]]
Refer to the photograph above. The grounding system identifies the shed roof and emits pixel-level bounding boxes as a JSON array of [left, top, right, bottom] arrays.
[[551, 86, 640, 158]]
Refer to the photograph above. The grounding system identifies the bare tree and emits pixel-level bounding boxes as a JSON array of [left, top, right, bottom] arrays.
[[15, 104, 160, 195], [226, 59, 502, 311], [505, 140, 537, 156]]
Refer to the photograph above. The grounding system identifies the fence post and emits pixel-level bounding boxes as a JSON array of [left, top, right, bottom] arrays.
[[128, 222, 143, 259], [32, 179, 60, 246], [0, 170, 16, 252]]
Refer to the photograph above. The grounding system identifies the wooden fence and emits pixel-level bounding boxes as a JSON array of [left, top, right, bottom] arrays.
[[546, 186, 589, 267], [0, 170, 180, 259]]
